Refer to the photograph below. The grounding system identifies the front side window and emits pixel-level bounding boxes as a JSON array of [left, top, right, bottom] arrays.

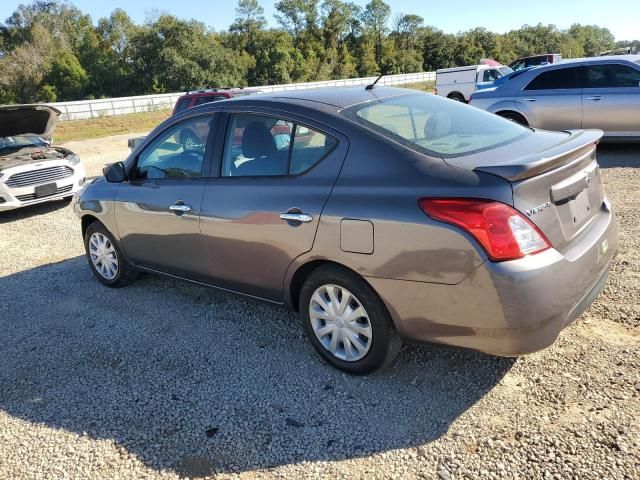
[[344, 93, 531, 158], [482, 69, 500, 82], [525, 67, 584, 90], [586, 64, 640, 88], [221, 114, 336, 177], [135, 116, 212, 180]]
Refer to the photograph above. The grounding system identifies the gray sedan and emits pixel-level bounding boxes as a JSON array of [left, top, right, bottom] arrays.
[[74, 86, 617, 374], [470, 55, 640, 138]]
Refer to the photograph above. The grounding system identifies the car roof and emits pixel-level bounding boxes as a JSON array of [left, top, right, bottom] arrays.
[[224, 86, 415, 110], [181, 88, 263, 97], [557, 54, 640, 65], [511, 54, 560, 61]]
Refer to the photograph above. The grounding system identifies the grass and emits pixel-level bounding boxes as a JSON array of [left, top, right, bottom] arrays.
[[55, 109, 171, 143], [398, 81, 436, 93]]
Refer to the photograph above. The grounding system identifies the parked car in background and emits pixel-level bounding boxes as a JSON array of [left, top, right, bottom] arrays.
[[75, 86, 617, 374], [172, 87, 263, 115], [470, 55, 640, 138], [436, 64, 513, 102], [475, 66, 537, 91], [129, 88, 264, 151], [0, 105, 85, 211], [509, 54, 562, 71]]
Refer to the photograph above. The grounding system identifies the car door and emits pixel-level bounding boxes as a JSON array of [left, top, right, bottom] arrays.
[[115, 113, 217, 277], [582, 62, 640, 137], [516, 66, 584, 131], [198, 110, 348, 302]]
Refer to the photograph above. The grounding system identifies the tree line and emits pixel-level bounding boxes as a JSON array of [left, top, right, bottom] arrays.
[[0, 0, 632, 104]]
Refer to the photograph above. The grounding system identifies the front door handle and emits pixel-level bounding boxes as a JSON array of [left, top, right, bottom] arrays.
[[524, 97, 536, 102], [280, 212, 313, 223], [169, 203, 191, 214], [586, 95, 602, 101]]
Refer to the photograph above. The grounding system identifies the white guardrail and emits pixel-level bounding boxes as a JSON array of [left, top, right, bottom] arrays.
[[46, 71, 435, 121]]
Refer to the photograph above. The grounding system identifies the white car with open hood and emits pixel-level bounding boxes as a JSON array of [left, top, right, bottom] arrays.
[[0, 105, 86, 211]]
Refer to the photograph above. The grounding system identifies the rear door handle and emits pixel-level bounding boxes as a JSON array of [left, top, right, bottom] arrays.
[[169, 203, 191, 214], [524, 97, 536, 102], [586, 96, 602, 101], [280, 212, 313, 223]]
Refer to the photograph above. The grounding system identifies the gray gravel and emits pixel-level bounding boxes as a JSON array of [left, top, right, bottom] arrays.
[[0, 142, 638, 479]]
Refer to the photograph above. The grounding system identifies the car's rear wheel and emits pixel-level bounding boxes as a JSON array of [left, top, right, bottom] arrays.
[[498, 111, 529, 126], [84, 222, 139, 287], [447, 92, 466, 103], [299, 265, 401, 375]]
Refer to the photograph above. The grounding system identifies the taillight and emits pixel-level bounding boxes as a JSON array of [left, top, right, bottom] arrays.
[[419, 198, 551, 261]]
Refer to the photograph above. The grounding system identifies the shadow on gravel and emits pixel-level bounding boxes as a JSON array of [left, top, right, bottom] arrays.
[[0, 198, 72, 223], [597, 143, 640, 169], [0, 257, 514, 477]]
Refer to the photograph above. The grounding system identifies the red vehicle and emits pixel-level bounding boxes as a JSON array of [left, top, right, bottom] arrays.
[[508, 54, 562, 71], [172, 88, 263, 115]]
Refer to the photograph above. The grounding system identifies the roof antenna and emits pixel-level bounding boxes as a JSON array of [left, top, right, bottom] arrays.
[[365, 62, 393, 91]]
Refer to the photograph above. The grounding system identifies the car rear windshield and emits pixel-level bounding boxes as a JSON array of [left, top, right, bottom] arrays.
[[344, 93, 531, 158]]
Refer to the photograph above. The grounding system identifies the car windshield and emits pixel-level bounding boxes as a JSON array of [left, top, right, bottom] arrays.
[[344, 93, 532, 158], [0, 135, 49, 151], [499, 66, 514, 76]]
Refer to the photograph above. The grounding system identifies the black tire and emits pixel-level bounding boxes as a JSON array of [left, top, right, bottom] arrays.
[[498, 111, 529, 126], [447, 92, 466, 103], [299, 265, 402, 375], [84, 221, 139, 287]]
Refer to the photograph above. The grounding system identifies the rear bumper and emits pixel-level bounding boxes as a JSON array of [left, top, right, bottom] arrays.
[[368, 199, 618, 356]]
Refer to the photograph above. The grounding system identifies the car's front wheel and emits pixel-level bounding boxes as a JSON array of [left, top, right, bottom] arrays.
[[84, 222, 139, 287], [299, 265, 401, 375]]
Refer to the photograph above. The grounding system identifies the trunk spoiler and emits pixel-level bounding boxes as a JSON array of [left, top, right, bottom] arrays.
[[473, 130, 603, 181]]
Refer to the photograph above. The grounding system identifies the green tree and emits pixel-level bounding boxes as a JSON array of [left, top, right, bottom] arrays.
[[0, 22, 55, 103], [42, 50, 88, 100], [391, 14, 424, 72], [568, 24, 616, 56], [360, 0, 391, 64]]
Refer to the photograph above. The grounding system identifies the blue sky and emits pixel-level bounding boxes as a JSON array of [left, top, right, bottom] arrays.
[[1, 0, 637, 40]]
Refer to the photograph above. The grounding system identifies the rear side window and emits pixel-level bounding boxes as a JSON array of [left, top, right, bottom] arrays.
[[345, 93, 531, 158], [221, 114, 336, 177], [174, 97, 192, 113], [585, 64, 640, 88], [525, 67, 584, 90], [290, 125, 337, 175]]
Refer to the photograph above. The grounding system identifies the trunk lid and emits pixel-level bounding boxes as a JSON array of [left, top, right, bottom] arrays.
[[0, 104, 61, 139], [445, 129, 605, 253]]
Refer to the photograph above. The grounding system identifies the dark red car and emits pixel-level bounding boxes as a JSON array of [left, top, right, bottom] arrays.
[[172, 88, 263, 115]]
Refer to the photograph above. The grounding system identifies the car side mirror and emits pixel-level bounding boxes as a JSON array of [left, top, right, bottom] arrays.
[[103, 162, 127, 183]]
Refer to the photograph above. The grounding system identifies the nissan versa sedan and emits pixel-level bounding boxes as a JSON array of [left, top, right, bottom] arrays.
[[470, 55, 640, 138], [74, 86, 618, 374], [0, 105, 86, 211]]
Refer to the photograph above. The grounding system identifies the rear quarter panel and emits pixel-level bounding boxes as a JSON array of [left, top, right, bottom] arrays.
[[290, 125, 514, 288]]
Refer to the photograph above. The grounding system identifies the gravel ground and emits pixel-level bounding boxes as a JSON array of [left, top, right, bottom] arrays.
[[0, 141, 638, 479]]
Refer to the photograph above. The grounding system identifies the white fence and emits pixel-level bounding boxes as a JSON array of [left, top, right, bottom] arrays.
[[47, 71, 435, 121]]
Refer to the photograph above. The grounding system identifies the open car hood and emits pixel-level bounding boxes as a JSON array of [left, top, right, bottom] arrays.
[[0, 104, 61, 139]]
